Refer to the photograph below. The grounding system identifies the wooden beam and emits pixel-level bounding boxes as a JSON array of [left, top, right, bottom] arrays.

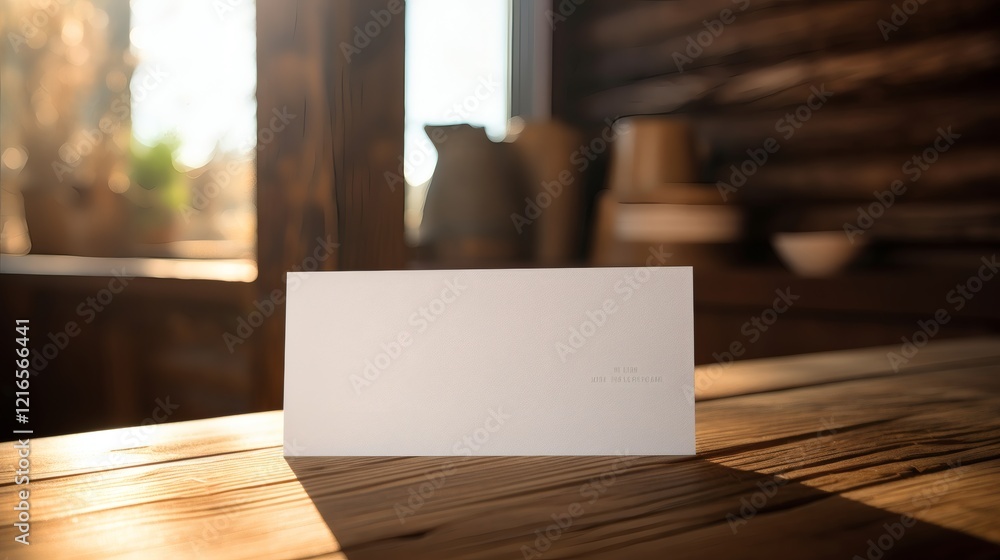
[[255, 0, 405, 409], [581, 31, 1000, 118]]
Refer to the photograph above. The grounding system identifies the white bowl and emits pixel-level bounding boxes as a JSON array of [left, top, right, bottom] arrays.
[[772, 231, 866, 277]]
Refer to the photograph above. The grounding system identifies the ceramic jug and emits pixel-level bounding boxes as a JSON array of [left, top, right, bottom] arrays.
[[420, 124, 530, 263]]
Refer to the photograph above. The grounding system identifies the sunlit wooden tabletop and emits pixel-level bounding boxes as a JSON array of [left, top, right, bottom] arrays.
[[3, 338, 1000, 559]]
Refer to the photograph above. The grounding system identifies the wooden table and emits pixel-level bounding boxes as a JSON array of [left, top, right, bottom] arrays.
[[4, 338, 1000, 559]]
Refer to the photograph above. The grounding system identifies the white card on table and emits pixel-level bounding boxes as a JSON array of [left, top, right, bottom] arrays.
[[283, 267, 694, 456]]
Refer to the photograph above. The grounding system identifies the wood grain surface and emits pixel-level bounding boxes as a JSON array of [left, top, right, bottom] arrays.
[[2, 338, 999, 559], [552, 0, 1000, 206]]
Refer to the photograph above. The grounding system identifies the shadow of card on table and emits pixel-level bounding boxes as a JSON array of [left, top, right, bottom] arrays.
[[285, 455, 999, 560]]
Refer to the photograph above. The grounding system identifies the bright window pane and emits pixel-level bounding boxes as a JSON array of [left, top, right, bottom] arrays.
[[0, 0, 257, 260], [404, 0, 510, 236]]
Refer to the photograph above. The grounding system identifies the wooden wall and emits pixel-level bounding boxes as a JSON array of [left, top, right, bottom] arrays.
[[551, 0, 1000, 362], [553, 0, 1000, 202], [0, 0, 406, 437], [0, 272, 257, 436]]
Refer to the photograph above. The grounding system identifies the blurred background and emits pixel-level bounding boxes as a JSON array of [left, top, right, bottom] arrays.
[[1, 0, 998, 436]]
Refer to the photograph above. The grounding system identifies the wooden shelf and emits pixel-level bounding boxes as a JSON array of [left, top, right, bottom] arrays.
[[694, 266, 1000, 319], [0, 254, 257, 283]]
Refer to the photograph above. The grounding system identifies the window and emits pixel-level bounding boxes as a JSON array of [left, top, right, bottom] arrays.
[[0, 0, 256, 260], [403, 0, 510, 241]]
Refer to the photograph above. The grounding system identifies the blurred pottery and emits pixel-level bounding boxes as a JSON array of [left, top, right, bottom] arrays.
[[608, 116, 700, 198], [508, 118, 586, 265], [420, 124, 529, 263], [772, 231, 867, 277]]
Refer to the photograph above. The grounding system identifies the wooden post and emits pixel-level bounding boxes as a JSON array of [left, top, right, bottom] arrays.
[[255, 0, 405, 409]]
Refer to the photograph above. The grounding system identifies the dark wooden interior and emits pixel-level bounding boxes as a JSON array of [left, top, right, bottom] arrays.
[[2, 0, 998, 437], [1, 0, 405, 436], [551, 0, 1000, 365]]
